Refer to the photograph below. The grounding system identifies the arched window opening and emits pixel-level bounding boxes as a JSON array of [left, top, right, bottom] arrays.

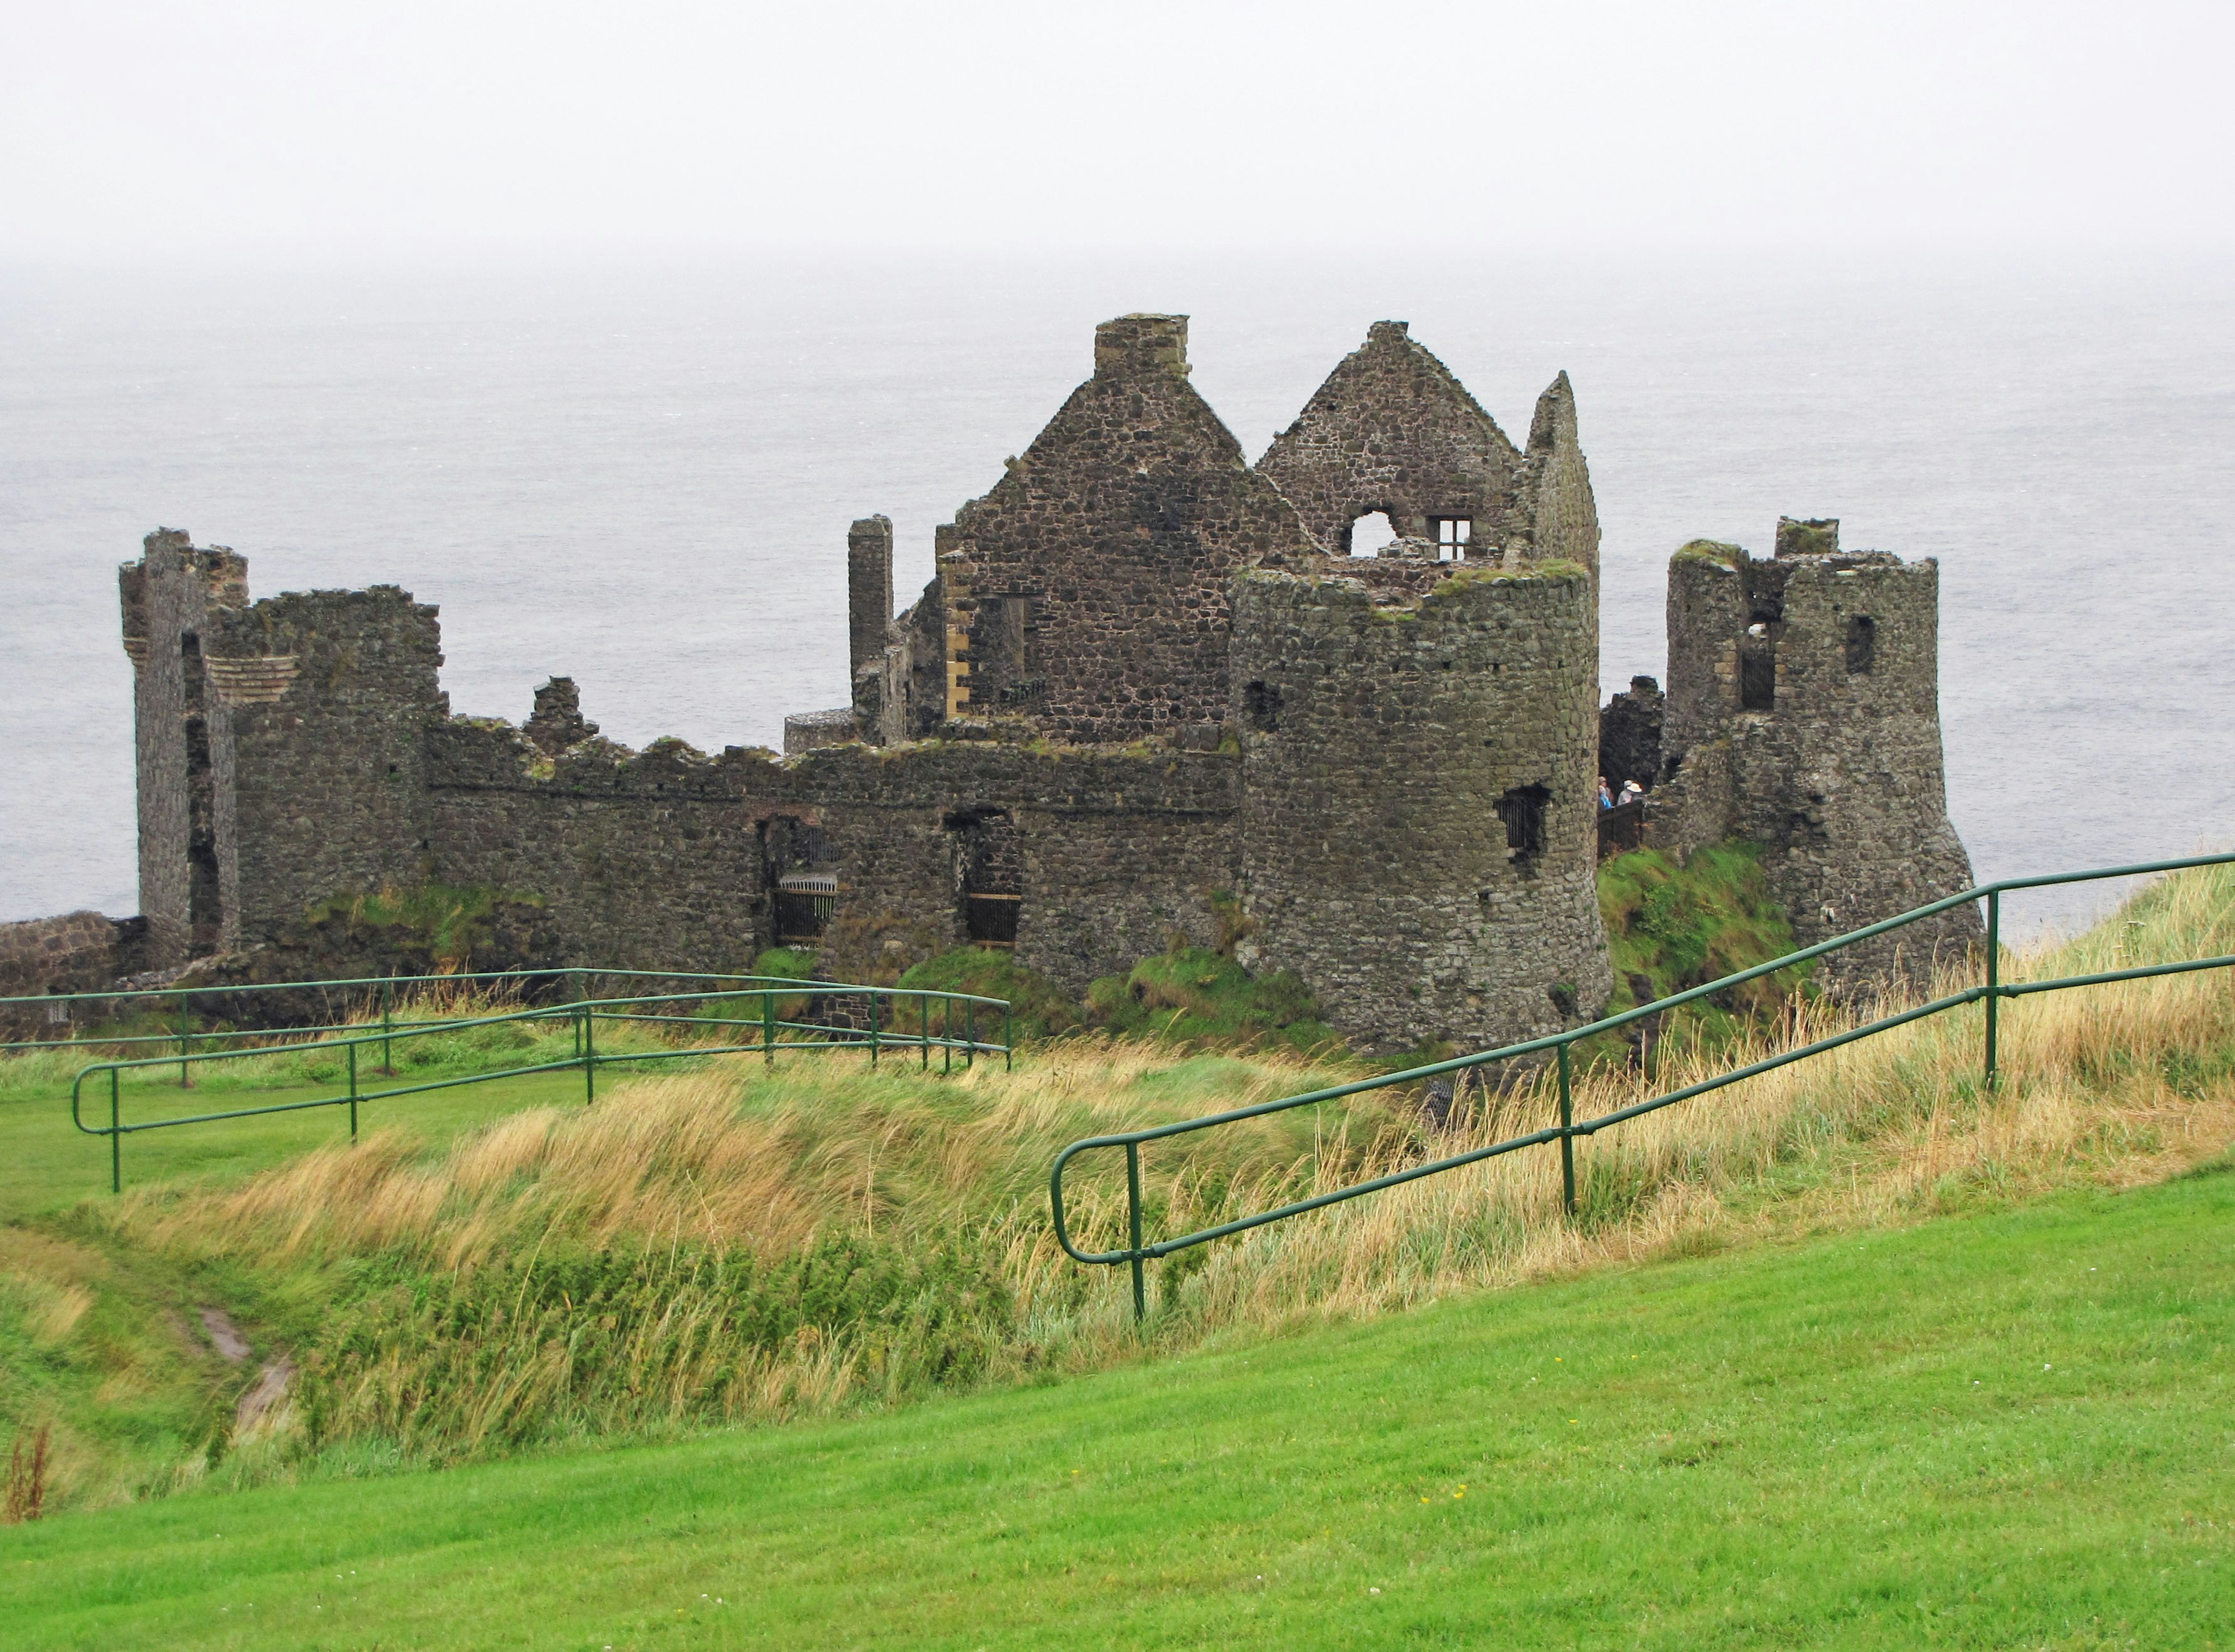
[[1346, 511, 1397, 557]]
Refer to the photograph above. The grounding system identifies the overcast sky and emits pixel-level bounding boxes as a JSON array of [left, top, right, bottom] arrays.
[[4, 0, 2231, 260]]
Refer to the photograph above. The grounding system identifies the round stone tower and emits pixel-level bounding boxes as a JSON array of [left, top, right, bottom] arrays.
[[1230, 560, 1610, 1054]]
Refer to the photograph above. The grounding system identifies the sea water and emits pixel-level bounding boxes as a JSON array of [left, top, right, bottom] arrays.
[[3, 249, 2229, 937]]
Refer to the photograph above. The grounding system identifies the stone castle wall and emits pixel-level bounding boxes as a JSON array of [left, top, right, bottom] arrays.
[[882, 315, 1314, 746], [1230, 563, 1610, 1053], [1257, 321, 1524, 556], [119, 530, 250, 965], [1655, 523, 1979, 983], [207, 587, 449, 949], [421, 715, 1239, 990]]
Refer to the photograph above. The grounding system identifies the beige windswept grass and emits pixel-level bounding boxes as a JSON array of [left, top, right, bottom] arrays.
[[93, 859, 2235, 1469]]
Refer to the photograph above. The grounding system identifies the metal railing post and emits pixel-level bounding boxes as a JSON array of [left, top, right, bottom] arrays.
[[177, 992, 192, 1089], [920, 993, 930, 1071], [763, 988, 775, 1068], [1126, 1139, 1147, 1323], [347, 1041, 359, 1141], [869, 990, 880, 1070], [110, 1070, 121, 1195], [966, 1000, 975, 1070], [1984, 887, 2001, 1093], [379, 975, 395, 1077], [942, 997, 952, 1076], [584, 1004, 598, 1104], [1005, 1002, 1013, 1072], [1558, 1040, 1576, 1217]]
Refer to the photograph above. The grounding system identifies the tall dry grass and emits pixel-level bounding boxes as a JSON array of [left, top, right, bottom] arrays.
[[94, 862, 2235, 1472]]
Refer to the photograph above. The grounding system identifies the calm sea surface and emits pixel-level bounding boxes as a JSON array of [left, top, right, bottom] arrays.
[[3, 251, 2229, 937]]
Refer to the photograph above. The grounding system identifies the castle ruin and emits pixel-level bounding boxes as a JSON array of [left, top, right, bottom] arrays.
[[5, 314, 1980, 1047]]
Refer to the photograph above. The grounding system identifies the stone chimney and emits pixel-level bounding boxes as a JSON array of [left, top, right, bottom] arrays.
[[1093, 313, 1189, 379], [524, 677, 597, 755], [1774, 516, 1840, 558]]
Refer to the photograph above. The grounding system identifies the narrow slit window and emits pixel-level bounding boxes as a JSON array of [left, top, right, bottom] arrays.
[[1432, 517, 1472, 561]]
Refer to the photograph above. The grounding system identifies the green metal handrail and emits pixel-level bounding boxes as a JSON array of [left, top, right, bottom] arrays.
[[1051, 851, 2235, 1319], [65, 980, 1013, 1193]]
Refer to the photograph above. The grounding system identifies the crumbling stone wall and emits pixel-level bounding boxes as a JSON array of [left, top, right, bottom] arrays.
[[1599, 675, 1665, 793], [1257, 321, 1525, 557], [891, 314, 1314, 745], [1231, 563, 1610, 1053], [0, 913, 148, 1035], [423, 705, 1238, 990], [1257, 325, 1601, 582], [120, 532, 448, 965], [206, 586, 448, 949], [119, 529, 250, 965], [1654, 520, 1979, 985]]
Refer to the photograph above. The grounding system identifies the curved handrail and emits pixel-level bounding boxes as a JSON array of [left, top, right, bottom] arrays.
[[1050, 851, 2235, 1313]]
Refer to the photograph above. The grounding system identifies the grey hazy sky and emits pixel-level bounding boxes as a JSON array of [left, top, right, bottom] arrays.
[[3, 0, 2230, 258]]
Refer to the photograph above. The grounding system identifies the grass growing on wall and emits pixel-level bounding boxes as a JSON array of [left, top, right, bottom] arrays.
[[2, 861, 2230, 1516], [300, 881, 544, 972], [1585, 839, 1817, 1064]]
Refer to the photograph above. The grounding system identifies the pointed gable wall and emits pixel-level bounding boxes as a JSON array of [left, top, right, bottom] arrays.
[[936, 314, 1314, 744], [1257, 321, 1526, 555], [1519, 371, 1600, 579]]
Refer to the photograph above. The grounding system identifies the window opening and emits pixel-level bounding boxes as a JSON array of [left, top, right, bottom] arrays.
[[764, 816, 835, 943], [180, 632, 223, 949], [1740, 620, 1776, 711], [1844, 614, 1876, 675], [1243, 679, 1282, 732], [947, 809, 1023, 948], [1346, 510, 1397, 557], [1495, 783, 1551, 866], [1431, 517, 1472, 561]]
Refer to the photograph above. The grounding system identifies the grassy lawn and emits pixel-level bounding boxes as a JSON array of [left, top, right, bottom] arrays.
[[5, 1159, 2230, 1649]]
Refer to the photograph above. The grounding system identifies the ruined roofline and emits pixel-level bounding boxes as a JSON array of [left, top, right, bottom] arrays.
[[1266, 321, 1521, 458]]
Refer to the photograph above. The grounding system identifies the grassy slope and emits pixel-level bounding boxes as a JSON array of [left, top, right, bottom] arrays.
[[0, 1071, 594, 1220], [5, 1162, 2231, 1650]]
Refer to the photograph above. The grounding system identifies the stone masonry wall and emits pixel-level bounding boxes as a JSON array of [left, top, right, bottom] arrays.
[[933, 315, 1315, 743], [423, 712, 1240, 992], [206, 587, 448, 947], [0, 912, 147, 1036], [1657, 527, 1979, 985], [1257, 321, 1526, 557], [1517, 373, 1602, 581], [1232, 564, 1610, 1054], [119, 529, 250, 965]]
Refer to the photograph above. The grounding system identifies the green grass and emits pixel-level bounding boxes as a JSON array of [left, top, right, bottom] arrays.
[[1585, 840, 1817, 1064], [5, 1160, 2232, 1649], [1084, 946, 1340, 1054], [0, 1070, 595, 1220]]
